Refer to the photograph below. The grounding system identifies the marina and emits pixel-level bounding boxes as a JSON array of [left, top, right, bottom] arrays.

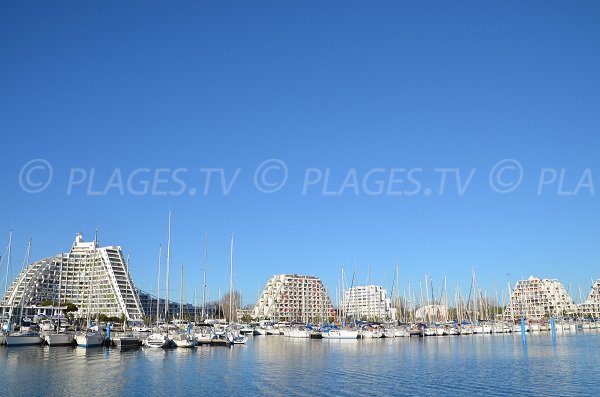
[[3, 0, 600, 395], [1, 331, 599, 396], [2, 232, 600, 352]]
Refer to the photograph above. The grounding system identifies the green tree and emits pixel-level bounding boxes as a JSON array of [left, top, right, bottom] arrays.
[[64, 302, 78, 313], [240, 314, 253, 323]]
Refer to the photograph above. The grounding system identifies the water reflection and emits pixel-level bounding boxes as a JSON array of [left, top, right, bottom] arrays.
[[1, 334, 599, 395]]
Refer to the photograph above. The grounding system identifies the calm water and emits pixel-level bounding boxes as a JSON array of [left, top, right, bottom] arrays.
[[2, 333, 600, 396]]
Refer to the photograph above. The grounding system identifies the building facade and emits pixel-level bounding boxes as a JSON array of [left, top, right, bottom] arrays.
[[1, 234, 144, 321], [579, 279, 600, 318], [503, 276, 577, 319], [137, 289, 202, 322], [253, 274, 335, 323], [341, 285, 396, 321]]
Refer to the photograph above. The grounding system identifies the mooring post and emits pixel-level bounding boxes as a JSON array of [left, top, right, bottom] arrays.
[[521, 318, 526, 345]]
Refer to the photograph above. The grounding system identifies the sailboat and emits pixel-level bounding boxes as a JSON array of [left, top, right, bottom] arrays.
[[144, 210, 173, 348], [322, 329, 359, 339], [226, 236, 247, 345], [75, 231, 104, 348], [193, 235, 213, 344], [6, 239, 44, 346], [0, 230, 12, 345], [172, 264, 197, 348], [323, 267, 358, 340], [46, 254, 75, 346], [286, 327, 310, 338], [112, 254, 141, 349], [143, 245, 169, 349], [5, 329, 44, 346]]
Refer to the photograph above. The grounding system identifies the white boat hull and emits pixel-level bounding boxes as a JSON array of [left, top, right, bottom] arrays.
[[113, 336, 140, 348], [45, 333, 75, 346], [323, 330, 358, 339], [6, 334, 44, 346], [394, 329, 409, 337], [231, 334, 248, 344], [287, 330, 310, 338], [143, 334, 170, 348], [362, 331, 383, 338], [75, 333, 104, 347], [194, 333, 213, 344], [173, 340, 197, 347]]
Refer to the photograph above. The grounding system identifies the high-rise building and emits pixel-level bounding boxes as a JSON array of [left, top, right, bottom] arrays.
[[503, 276, 577, 319], [1, 234, 144, 321], [341, 285, 396, 321], [253, 274, 335, 323], [579, 279, 600, 317]]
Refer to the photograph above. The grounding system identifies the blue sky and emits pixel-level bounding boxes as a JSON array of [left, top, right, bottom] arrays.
[[1, 1, 600, 306]]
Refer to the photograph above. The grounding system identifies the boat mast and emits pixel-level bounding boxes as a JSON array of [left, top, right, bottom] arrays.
[[229, 235, 234, 324], [84, 235, 92, 329], [395, 264, 399, 322], [93, 228, 99, 327], [202, 234, 207, 321], [404, 284, 407, 323], [125, 253, 131, 327], [443, 275, 448, 322], [180, 263, 184, 327], [165, 209, 172, 322], [18, 239, 31, 325], [408, 281, 412, 323], [3, 229, 12, 318], [340, 267, 345, 323], [156, 244, 162, 324], [56, 254, 64, 334], [194, 287, 197, 324]]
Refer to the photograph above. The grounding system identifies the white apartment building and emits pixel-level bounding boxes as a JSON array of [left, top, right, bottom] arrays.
[[503, 276, 577, 319], [253, 274, 335, 323], [1, 233, 144, 321], [579, 279, 600, 317], [341, 285, 396, 321]]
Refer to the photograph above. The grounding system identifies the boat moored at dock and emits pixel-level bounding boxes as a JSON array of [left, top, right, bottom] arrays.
[[143, 333, 170, 348], [75, 331, 104, 348], [113, 333, 141, 349], [5, 331, 44, 346], [323, 329, 358, 339], [45, 332, 75, 346], [172, 332, 197, 348]]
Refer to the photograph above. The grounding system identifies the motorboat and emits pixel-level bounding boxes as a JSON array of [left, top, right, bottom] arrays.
[[194, 328, 213, 344], [229, 332, 248, 344], [113, 333, 140, 349], [323, 329, 358, 339], [143, 333, 170, 348]]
